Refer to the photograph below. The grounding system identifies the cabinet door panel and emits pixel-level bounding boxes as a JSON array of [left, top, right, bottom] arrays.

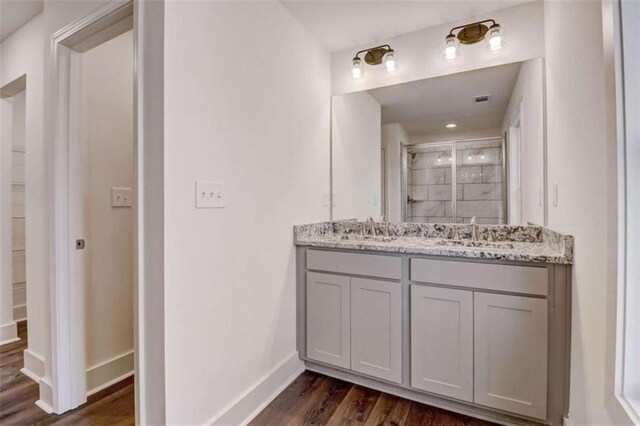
[[474, 292, 548, 420], [306, 272, 350, 369], [411, 285, 473, 401], [351, 278, 402, 383]]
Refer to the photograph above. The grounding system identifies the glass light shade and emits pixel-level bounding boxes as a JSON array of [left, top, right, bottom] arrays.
[[486, 24, 504, 52], [383, 49, 397, 73], [352, 57, 364, 79], [444, 35, 460, 61]]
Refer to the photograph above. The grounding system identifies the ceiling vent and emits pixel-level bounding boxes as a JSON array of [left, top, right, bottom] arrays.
[[474, 94, 491, 104]]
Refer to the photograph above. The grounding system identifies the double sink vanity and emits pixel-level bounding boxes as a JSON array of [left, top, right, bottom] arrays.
[[294, 221, 573, 425]]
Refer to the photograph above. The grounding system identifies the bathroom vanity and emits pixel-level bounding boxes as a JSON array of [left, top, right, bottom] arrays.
[[294, 222, 573, 426]]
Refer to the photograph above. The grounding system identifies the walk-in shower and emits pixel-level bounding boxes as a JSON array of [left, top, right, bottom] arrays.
[[403, 137, 506, 224]]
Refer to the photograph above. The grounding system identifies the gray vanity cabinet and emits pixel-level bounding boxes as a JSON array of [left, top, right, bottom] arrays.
[[410, 285, 474, 402], [299, 247, 570, 425], [351, 277, 402, 383], [473, 292, 548, 420], [306, 272, 351, 369], [307, 271, 403, 382]]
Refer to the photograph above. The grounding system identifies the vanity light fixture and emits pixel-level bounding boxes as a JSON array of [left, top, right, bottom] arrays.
[[444, 19, 504, 60], [446, 123, 458, 129], [351, 44, 397, 79]]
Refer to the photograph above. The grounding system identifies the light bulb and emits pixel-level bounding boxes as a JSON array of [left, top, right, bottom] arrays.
[[352, 57, 364, 79], [468, 155, 472, 160], [444, 34, 459, 61], [383, 49, 397, 73], [486, 24, 504, 52], [446, 123, 457, 129]]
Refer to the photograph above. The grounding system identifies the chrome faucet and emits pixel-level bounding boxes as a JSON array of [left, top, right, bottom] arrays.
[[366, 217, 377, 237], [380, 216, 390, 237], [470, 216, 479, 241]]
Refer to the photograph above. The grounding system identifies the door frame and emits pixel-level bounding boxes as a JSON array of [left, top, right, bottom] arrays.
[[47, 0, 166, 421]]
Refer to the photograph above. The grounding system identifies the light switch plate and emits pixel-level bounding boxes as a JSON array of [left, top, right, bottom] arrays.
[[196, 180, 226, 208], [111, 187, 132, 207]]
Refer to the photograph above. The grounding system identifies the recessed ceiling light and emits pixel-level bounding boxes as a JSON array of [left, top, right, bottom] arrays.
[[446, 123, 457, 129]]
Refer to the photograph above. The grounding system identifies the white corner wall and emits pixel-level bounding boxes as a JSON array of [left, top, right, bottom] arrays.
[[163, 2, 330, 424], [332, 92, 382, 220], [544, 0, 629, 424], [382, 123, 409, 222], [80, 30, 134, 395], [501, 58, 545, 226], [331, 1, 545, 95], [0, 13, 47, 371]]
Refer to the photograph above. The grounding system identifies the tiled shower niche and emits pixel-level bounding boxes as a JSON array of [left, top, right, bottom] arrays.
[[406, 138, 505, 224]]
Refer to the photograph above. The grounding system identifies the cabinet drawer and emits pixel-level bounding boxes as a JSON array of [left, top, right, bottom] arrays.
[[410, 258, 547, 296], [307, 250, 402, 280]]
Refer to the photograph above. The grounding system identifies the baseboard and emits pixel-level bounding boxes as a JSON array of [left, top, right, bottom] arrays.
[[86, 350, 134, 396], [37, 376, 54, 413], [13, 304, 27, 322], [208, 352, 305, 425], [22, 348, 45, 382], [0, 321, 19, 345]]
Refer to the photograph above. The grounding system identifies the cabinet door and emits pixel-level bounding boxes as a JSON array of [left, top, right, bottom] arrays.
[[306, 272, 351, 369], [474, 292, 548, 420], [350, 278, 402, 383], [410, 285, 473, 401]]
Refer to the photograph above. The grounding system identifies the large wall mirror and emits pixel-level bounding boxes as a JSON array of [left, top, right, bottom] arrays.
[[331, 58, 546, 225]]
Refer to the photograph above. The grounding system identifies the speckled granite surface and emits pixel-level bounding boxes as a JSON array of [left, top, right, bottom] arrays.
[[293, 222, 573, 264]]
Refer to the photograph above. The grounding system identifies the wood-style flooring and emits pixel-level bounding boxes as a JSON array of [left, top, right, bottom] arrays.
[[251, 371, 496, 426], [0, 321, 134, 425], [2, 324, 494, 425]]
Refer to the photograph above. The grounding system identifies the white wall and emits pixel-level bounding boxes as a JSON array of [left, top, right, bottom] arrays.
[[0, 13, 46, 369], [163, 2, 330, 424], [332, 92, 381, 220], [81, 30, 134, 394], [544, 1, 629, 424], [331, 2, 544, 95], [502, 58, 545, 226], [382, 123, 409, 222]]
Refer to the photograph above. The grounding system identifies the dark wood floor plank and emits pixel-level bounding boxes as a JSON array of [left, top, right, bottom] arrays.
[[327, 384, 381, 425], [299, 376, 353, 425], [0, 321, 134, 426], [250, 371, 329, 426], [364, 393, 412, 426]]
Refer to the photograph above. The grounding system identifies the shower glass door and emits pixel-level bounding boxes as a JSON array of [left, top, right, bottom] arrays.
[[454, 138, 505, 224], [406, 143, 455, 223], [405, 137, 505, 224]]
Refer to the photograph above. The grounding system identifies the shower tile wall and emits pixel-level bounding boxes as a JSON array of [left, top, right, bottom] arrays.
[[408, 140, 504, 224]]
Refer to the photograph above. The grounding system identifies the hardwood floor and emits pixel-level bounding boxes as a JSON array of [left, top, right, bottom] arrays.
[[250, 371, 496, 426], [0, 321, 134, 425]]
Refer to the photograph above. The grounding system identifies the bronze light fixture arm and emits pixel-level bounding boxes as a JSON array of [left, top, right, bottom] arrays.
[[354, 44, 393, 59], [447, 19, 497, 37]]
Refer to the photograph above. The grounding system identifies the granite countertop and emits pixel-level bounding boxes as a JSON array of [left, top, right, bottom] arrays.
[[293, 222, 574, 264]]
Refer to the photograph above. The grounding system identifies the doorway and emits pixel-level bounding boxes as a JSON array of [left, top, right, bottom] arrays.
[[80, 30, 135, 398], [1, 75, 28, 346], [47, 1, 136, 414]]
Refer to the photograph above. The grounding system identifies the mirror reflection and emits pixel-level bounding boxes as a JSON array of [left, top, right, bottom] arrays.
[[331, 58, 545, 226]]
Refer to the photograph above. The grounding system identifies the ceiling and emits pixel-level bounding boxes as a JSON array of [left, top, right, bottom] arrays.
[[280, 0, 535, 52], [369, 62, 521, 136], [1, 0, 43, 42]]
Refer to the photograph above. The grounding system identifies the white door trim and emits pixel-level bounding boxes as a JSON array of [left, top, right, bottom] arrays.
[[48, 0, 135, 414]]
